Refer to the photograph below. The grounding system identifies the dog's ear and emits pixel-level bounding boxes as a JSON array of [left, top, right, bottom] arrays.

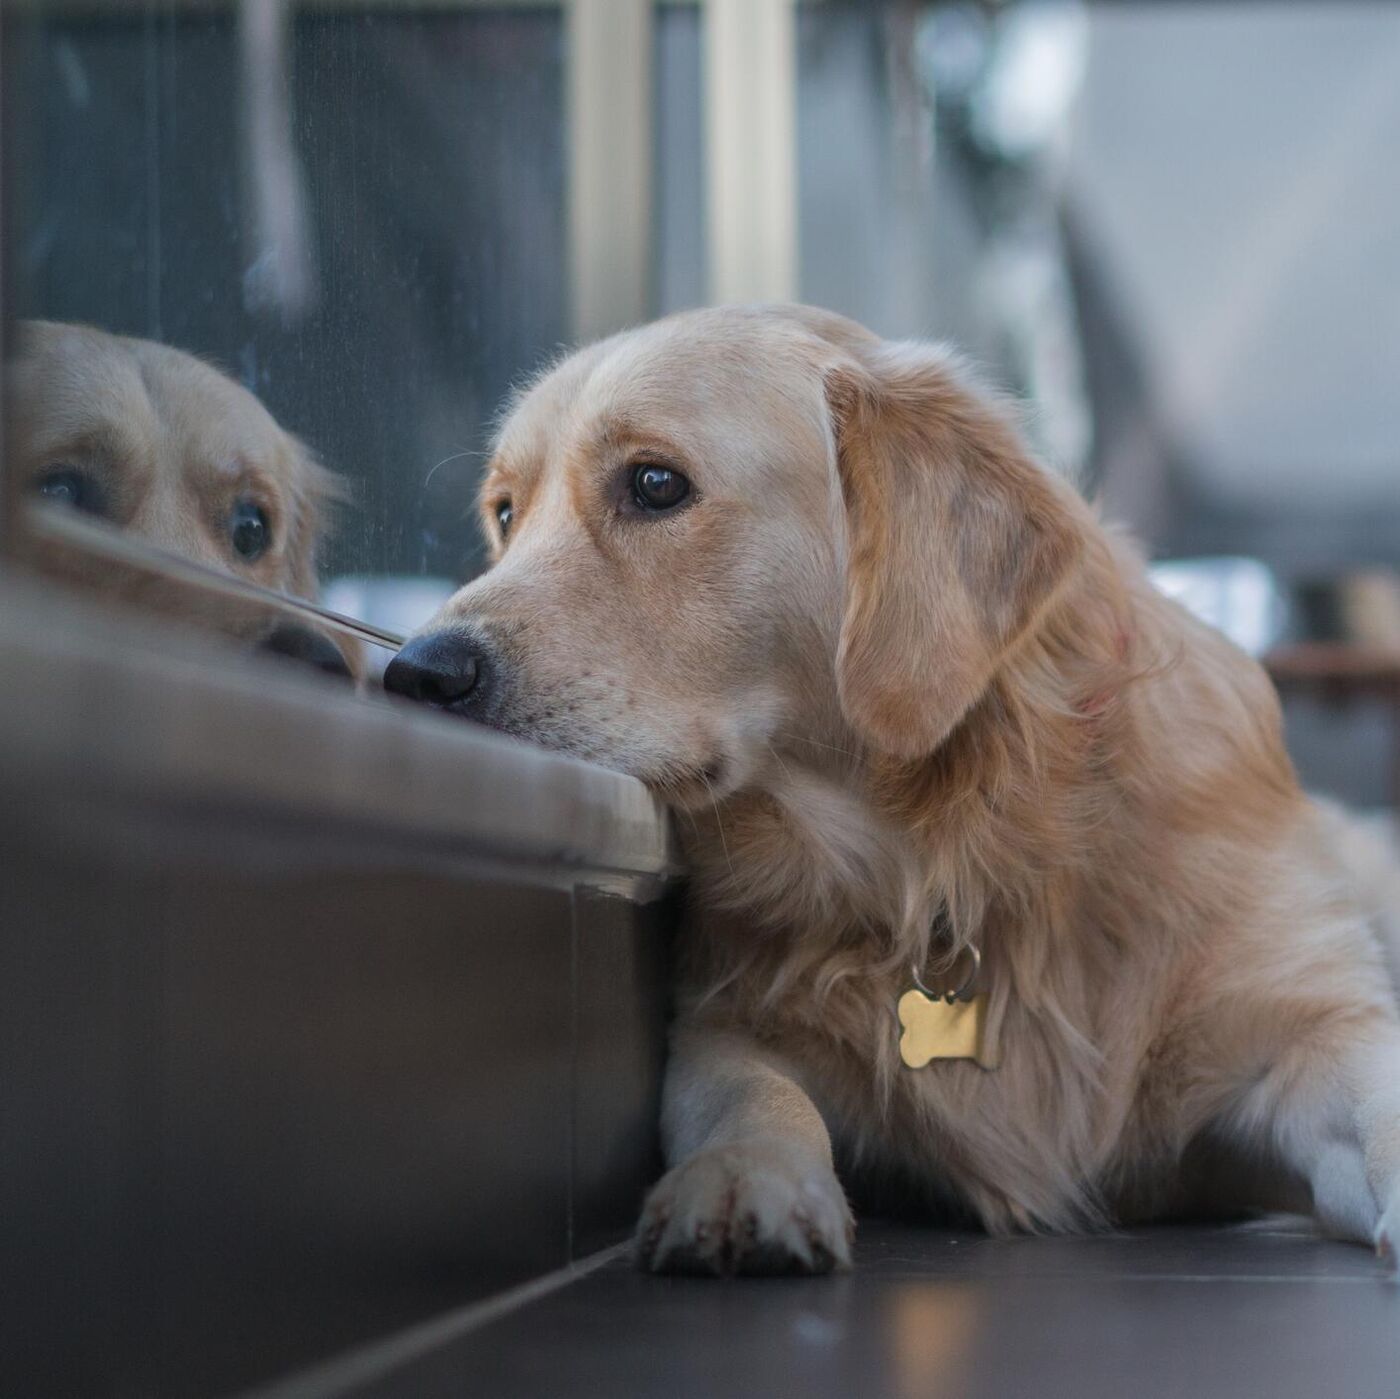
[[827, 345, 1085, 758], [278, 438, 364, 681], [280, 435, 346, 603]]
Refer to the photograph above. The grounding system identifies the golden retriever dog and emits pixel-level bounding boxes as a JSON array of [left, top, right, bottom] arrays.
[[383, 305, 1400, 1275], [5, 320, 354, 676]]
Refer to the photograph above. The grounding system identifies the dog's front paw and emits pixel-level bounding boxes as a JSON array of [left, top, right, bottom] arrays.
[[636, 1139, 854, 1277]]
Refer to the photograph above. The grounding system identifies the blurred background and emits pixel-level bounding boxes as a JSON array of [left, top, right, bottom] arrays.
[[4, 0, 1399, 804]]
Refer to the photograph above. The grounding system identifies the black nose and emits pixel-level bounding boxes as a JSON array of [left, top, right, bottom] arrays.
[[383, 630, 493, 714]]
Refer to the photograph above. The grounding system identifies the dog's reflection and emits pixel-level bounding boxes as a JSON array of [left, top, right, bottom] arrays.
[[5, 320, 357, 678]]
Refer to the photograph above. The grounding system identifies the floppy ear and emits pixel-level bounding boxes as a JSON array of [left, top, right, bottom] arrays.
[[277, 439, 365, 680], [281, 436, 347, 602], [828, 345, 1085, 759]]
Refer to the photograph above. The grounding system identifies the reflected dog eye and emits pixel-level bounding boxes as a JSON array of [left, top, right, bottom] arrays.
[[495, 499, 513, 539], [229, 499, 271, 561], [631, 463, 690, 512], [34, 465, 106, 516]]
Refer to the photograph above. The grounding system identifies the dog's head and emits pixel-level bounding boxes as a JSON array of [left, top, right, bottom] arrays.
[[385, 305, 1086, 805], [6, 320, 352, 672]]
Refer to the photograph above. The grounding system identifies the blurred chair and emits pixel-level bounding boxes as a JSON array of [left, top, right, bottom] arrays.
[[1148, 555, 1287, 657], [1149, 557, 1400, 808]]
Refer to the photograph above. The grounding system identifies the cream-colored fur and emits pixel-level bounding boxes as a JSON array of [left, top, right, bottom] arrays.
[[411, 305, 1400, 1275], [1316, 798, 1400, 998], [5, 321, 352, 666]]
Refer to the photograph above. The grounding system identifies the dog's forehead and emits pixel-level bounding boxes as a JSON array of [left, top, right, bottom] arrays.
[[15, 323, 149, 424], [14, 323, 288, 474], [131, 340, 295, 481], [499, 314, 830, 475]]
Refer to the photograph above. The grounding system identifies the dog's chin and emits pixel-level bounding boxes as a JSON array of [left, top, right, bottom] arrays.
[[642, 757, 738, 812], [451, 703, 745, 811], [460, 713, 725, 807]]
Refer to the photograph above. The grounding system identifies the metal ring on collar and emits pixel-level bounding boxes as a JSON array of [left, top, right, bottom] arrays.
[[909, 942, 981, 1004]]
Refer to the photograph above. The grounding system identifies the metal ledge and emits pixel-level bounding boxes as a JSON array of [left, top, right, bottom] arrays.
[[0, 570, 677, 882]]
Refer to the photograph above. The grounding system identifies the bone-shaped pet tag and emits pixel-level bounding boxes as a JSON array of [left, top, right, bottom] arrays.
[[898, 989, 999, 1070]]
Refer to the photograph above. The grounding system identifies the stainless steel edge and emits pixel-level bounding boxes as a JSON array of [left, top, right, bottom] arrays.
[[0, 571, 679, 880]]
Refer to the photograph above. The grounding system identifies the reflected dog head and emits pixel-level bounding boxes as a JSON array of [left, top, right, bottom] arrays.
[[385, 305, 1086, 809], [5, 320, 354, 674]]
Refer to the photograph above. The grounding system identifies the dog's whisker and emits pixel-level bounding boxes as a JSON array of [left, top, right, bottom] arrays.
[[699, 769, 737, 888], [766, 741, 795, 785], [422, 448, 485, 490], [770, 729, 861, 761]]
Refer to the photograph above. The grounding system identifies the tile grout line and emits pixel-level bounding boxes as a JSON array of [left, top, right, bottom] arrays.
[[241, 1241, 631, 1399]]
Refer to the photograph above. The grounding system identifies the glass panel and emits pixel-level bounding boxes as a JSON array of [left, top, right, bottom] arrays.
[[4, 1, 1396, 705], [3, 0, 572, 675]]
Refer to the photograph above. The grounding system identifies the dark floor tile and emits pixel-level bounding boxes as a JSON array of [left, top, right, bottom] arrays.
[[344, 1221, 1400, 1399]]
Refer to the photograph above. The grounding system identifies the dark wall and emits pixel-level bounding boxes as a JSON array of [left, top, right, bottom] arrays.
[[1, 777, 671, 1397]]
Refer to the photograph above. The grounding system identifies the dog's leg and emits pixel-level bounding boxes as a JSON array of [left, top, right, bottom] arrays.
[[636, 1022, 854, 1276], [1245, 1016, 1400, 1264]]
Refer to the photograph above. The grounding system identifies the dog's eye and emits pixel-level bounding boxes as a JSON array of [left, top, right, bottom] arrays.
[[495, 499, 513, 539], [33, 465, 105, 516], [229, 499, 271, 561], [631, 464, 690, 512]]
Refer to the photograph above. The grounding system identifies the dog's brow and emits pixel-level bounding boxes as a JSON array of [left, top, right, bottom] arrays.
[[594, 420, 689, 469], [212, 457, 275, 492], [480, 456, 514, 496], [33, 423, 128, 465]]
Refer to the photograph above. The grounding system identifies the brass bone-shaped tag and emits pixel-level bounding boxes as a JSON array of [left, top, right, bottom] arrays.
[[897, 989, 999, 1070]]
